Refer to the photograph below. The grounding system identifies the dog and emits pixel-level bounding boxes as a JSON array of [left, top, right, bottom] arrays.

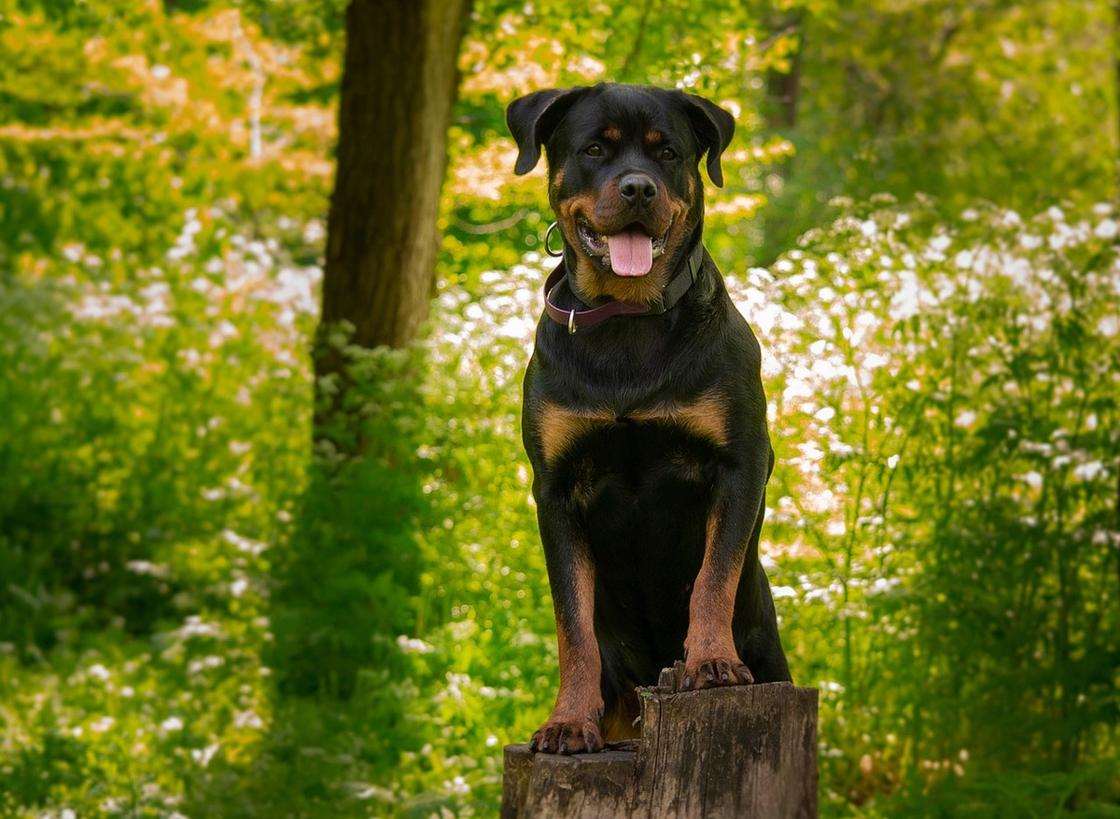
[[507, 83, 790, 755]]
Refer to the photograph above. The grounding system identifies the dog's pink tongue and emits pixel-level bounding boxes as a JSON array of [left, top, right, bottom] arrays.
[[607, 230, 654, 277]]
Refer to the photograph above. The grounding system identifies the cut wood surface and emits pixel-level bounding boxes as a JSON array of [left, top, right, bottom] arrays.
[[503, 665, 819, 818]]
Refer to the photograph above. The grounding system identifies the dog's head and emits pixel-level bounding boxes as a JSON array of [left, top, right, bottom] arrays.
[[507, 83, 734, 304]]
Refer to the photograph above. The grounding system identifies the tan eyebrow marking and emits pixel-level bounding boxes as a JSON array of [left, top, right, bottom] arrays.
[[602, 126, 622, 141], [644, 129, 664, 145]]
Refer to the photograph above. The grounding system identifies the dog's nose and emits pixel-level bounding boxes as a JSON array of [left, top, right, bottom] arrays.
[[619, 173, 657, 204]]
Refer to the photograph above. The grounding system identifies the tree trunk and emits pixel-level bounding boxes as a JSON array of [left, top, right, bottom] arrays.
[[754, 12, 804, 266], [314, 0, 471, 443], [503, 664, 819, 818], [764, 12, 803, 132]]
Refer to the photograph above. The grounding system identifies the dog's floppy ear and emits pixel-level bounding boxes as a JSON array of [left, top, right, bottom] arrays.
[[682, 94, 736, 187], [506, 87, 589, 175]]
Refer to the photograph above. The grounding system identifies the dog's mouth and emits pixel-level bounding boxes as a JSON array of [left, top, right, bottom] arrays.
[[576, 217, 669, 277]]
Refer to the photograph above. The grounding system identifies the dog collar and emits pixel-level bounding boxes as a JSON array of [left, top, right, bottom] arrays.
[[542, 241, 705, 334]]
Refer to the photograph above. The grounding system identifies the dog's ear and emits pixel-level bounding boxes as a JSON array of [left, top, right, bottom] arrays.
[[682, 94, 736, 187], [506, 87, 589, 175]]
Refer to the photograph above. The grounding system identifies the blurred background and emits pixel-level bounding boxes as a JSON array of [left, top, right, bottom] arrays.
[[0, 0, 1118, 816]]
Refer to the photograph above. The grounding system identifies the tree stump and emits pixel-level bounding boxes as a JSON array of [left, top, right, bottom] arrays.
[[502, 664, 818, 818]]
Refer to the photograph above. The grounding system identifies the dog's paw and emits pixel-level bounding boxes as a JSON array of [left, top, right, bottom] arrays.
[[682, 656, 754, 690], [529, 717, 603, 755]]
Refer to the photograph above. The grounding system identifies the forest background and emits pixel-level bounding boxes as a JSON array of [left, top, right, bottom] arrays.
[[1, 0, 1118, 816]]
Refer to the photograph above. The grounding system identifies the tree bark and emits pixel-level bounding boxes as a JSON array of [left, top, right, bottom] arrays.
[[503, 664, 819, 818], [763, 12, 803, 131], [314, 0, 471, 442], [754, 11, 804, 266]]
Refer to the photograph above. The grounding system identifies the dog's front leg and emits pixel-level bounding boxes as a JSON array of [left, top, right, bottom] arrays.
[[530, 480, 604, 754], [682, 442, 770, 690]]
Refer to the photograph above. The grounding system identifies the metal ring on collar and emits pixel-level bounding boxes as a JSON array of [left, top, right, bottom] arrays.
[[568, 308, 577, 335], [544, 221, 564, 257]]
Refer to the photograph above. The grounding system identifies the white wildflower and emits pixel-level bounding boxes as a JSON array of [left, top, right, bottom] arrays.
[[161, 716, 184, 732], [90, 716, 115, 733], [187, 655, 225, 675], [1072, 461, 1105, 482], [868, 577, 900, 595], [192, 744, 220, 767], [234, 710, 264, 730], [126, 560, 170, 578], [803, 487, 836, 514], [397, 635, 434, 654], [954, 410, 977, 428], [221, 529, 267, 556], [177, 616, 221, 639]]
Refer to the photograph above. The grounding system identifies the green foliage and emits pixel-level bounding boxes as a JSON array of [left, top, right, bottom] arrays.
[[452, 0, 1118, 264], [0, 0, 1118, 817], [745, 196, 1120, 812], [754, 0, 1119, 262]]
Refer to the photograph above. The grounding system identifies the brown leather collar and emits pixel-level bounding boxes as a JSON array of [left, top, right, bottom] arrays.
[[542, 241, 706, 334]]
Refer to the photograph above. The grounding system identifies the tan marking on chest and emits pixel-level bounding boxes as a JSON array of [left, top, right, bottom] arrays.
[[537, 402, 615, 465], [537, 394, 729, 465], [629, 392, 729, 446]]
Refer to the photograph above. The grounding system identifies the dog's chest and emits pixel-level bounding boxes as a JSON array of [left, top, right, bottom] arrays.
[[537, 393, 726, 459], [587, 422, 714, 497], [536, 398, 726, 506], [567, 420, 718, 580]]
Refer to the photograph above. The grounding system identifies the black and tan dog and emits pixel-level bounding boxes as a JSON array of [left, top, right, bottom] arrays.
[[507, 83, 790, 755]]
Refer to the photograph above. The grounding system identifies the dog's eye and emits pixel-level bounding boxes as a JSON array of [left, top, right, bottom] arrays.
[[584, 144, 603, 157], [658, 147, 678, 161]]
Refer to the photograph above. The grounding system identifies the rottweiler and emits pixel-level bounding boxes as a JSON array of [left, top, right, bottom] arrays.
[[506, 83, 791, 755]]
